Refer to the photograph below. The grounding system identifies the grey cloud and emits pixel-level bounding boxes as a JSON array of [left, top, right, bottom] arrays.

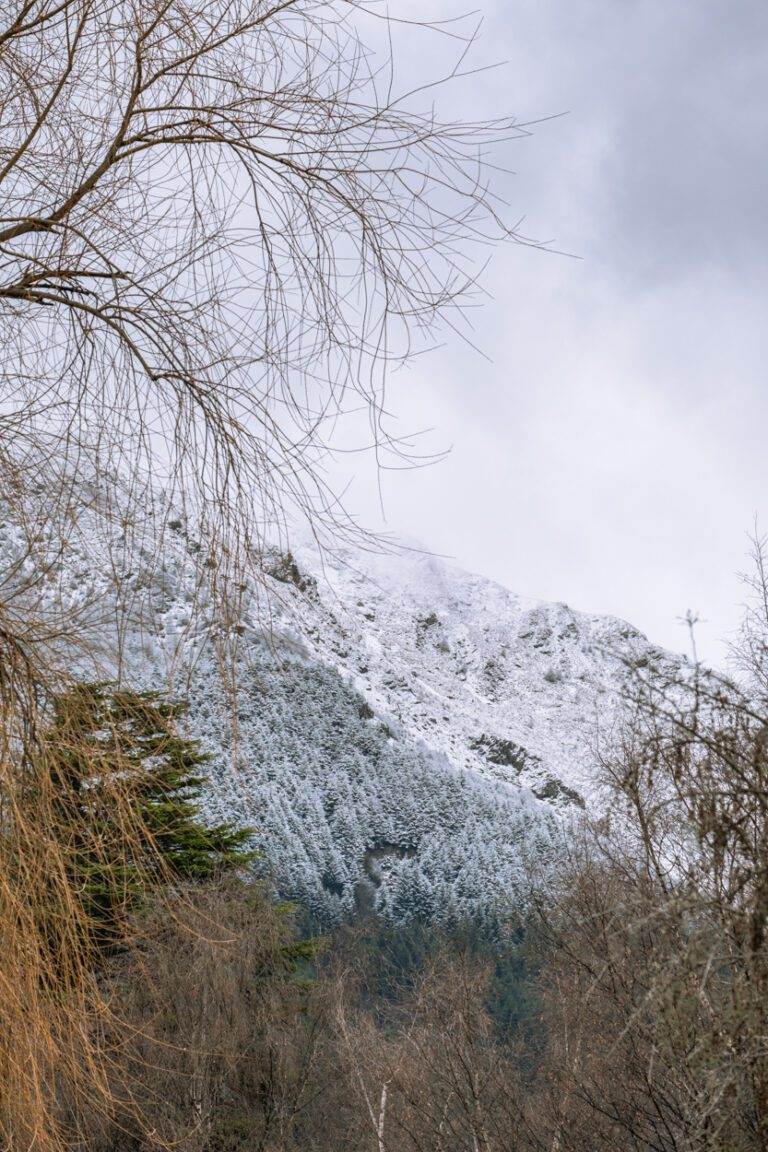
[[327, 1, 768, 667]]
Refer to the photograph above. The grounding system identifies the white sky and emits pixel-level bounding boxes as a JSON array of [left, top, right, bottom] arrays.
[[328, 0, 768, 666]]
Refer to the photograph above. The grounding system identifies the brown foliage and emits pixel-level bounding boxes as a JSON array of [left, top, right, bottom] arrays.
[[523, 550, 768, 1151], [91, 907, 533, 1152]]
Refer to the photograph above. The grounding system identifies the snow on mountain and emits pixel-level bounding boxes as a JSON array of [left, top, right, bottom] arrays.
[[268, 533, 682, 807], [0, 495, 684, 924], [183, 530, 684, 923]]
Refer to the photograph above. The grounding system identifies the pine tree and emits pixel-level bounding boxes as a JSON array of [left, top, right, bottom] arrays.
[[39, 682, 255, 956]]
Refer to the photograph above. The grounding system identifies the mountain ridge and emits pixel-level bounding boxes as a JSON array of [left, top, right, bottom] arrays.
[[269, 532, 684, 808]]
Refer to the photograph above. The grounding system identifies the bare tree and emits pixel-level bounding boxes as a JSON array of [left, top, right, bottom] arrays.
[[334, 948, 530, 1152], [0, 4, 529, 1147], [526, 550, 768, 1152], [0, 0, 526, 565]]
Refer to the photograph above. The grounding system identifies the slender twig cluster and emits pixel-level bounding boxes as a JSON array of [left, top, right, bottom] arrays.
[[0, 3, 523, 1147]]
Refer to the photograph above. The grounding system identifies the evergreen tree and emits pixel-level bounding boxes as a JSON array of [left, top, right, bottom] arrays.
[[39, 682, 255, 955]]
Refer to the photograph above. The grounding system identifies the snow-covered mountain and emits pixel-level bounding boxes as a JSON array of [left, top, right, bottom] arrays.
[[278, 535, 680, 807], [186, 530, 683, 923], [0, 497, 684, 924]]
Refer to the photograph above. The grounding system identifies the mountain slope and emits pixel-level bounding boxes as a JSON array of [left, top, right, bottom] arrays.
[[181, 532, 683, 921], [267, 534, 682, 807], [0, 498, 683, 922]]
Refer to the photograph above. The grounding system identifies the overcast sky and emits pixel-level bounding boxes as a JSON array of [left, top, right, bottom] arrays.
[[330, 0, 768, 666]]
